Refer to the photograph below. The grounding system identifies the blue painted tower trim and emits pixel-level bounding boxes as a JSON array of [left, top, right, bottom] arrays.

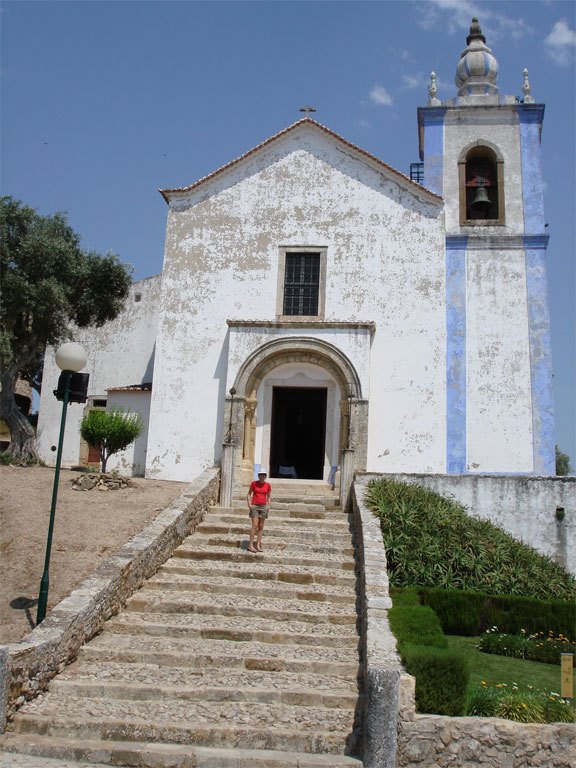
[[419, 107, 446, 196], [524, 235, 555, 475], [446, 236, 468, 473], [517, 104, 546, 235]]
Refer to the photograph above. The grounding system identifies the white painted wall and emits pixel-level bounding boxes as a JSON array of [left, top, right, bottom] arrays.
[[37, 276, 161, 469], [146, 123, 446, 480], [106, 391, 151, 476], [466, 248, 533, 472]]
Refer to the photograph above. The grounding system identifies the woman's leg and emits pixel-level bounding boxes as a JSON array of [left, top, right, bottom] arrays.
[[248, 512, 258, 552], [256, 517, 265, 551]]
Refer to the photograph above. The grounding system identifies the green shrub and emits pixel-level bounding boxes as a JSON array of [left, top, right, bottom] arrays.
[[365, 478, 576, 602], [478, 630, 527, 660], [401, 644, 468, 716], [389, 605, 447, 649], [478, 628, 576, 665], [80, 408, 143, 473], [418, 587, 576, 638], [466, 683, 575, 724]]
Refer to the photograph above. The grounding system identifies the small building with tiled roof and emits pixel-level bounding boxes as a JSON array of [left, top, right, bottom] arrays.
[[37, 20, 554, 497]]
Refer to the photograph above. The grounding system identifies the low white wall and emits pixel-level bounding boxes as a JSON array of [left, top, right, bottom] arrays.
[[363, 473, 576, 575]]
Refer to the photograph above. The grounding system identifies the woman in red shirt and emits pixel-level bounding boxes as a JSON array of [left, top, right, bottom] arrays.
[[247, 469, 272, 553]]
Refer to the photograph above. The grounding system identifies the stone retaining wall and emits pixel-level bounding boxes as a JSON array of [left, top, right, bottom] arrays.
[[351, 476, 576, 768], [0, 468, 220, 732]]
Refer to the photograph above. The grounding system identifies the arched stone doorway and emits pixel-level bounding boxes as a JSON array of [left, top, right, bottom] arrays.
[[219, 337, 368, 507]]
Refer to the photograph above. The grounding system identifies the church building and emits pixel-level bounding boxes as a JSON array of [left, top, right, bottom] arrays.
[[37, 19, 555, 502]]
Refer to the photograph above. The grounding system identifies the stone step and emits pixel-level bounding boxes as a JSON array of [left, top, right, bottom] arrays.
[[207, 513, 351, 532], [80, 633, 360, 673], [145, 572, 357, 604], [49, 677, 357, 709], [0, 734, 363, 767], [104, 612, 358, 648], [173, 533, 355, 557], [12, 702, 355, 753], [196, 522, 354, 544], [158, 559, 356, 587], [171, 544, 356, 571], [192, 529, 354, 558], [125, 590, 357, 625], [56, 661, 358, 697], [215, 505, 348, 521]]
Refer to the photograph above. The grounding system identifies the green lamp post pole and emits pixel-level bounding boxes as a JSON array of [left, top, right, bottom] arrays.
[[36, 343, 88, 626]]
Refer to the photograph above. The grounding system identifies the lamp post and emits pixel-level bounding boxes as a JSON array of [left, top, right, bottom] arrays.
[[36, 342, 88, 625]]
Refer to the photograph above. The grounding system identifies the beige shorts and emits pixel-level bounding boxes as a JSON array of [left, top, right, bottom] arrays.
[[249, 505, 269, 520]]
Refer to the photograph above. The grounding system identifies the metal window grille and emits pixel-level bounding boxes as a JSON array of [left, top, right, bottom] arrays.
[[410, 162, 424, 184], [283, 252, 320, 316]]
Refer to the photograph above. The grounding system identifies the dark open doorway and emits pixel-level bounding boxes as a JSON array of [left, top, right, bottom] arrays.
[[270, 387, 327, 480]]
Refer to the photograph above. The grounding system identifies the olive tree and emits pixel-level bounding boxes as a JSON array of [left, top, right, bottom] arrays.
[[80, 408, 143, 474], [0, 196, 132, 462]]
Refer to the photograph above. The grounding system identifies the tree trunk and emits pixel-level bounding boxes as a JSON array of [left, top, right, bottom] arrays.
[[0, 367, 39, 463]]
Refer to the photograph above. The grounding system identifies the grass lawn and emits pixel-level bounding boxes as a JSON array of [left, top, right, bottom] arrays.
[[447, 635, 573, 696]]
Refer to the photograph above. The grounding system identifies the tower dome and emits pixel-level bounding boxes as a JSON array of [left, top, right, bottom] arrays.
[[455, 18, 499, 97]]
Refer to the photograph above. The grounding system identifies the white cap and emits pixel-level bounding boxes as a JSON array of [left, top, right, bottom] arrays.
[[258, 468, 268, 475]]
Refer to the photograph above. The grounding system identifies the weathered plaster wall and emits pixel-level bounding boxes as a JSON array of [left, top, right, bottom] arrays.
[[373, 473, 576, 575], [106, 391, 151, 476], [147, 124, 446, 481], [37, 276, 162, 468], [466, 248, 533, 472]]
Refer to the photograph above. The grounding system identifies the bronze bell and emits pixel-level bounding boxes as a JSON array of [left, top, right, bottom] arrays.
[[471, 185, 492, 211]]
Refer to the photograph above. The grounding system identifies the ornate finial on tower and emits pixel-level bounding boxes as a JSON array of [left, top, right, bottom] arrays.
[[522, 68, 535, 103], [466, 17, 486, 45], [428, 72, 441, 106], [455, 17, 499, 98]]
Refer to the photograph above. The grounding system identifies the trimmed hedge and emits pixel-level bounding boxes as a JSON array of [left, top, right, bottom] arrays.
[[389, 594, 468, 715], [417, 587, 576, 638], [401, 643, 469, 716]]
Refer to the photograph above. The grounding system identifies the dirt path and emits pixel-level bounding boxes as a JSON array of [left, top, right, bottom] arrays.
[[0, 465, 188, 644]]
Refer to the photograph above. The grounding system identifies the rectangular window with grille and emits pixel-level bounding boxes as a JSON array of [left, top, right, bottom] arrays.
[[283, 252, 320, 316]]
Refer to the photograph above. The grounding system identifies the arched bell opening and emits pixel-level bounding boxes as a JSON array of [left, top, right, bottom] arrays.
[[219, 338, 367, 507], [459, 142, 505, 225]]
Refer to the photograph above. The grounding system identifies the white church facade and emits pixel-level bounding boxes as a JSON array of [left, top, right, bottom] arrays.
[[37, 19, 555, 501]]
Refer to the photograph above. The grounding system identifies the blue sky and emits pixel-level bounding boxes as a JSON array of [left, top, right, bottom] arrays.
[[2, 0, 575, 464]]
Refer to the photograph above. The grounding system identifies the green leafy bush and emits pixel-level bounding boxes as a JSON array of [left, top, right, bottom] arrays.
[[417, 587, 575, 638], [389, 596, 467, 714], [365, 479, 576, 602], [478, 628, 575, 665], [401, 644, 468, 716], [389, 605, 447, 649], [80, 408, 143, 473], [466, 683, 574, 723]]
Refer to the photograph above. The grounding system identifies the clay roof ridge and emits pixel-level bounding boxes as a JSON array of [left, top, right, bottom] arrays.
[[159, 117, 442, 203]]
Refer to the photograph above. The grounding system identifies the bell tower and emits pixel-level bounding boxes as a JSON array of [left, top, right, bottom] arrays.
[[418, 18, 554, 476]]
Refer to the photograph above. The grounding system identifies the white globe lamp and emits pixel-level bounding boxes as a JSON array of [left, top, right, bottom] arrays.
[[55, 342, 87, 372]]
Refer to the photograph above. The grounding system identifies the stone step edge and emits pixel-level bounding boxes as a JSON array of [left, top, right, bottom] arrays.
[[11, 715, 354, 755], [159, 563, 356, 586], [78, 647, 359, 676], [143, 579, 356, 604], [103, 621, 357, 648], [197, 524, 353, 539], [172, 549, 356, 570], [48, 680, 358, 708], [0, 734, 363, 767], [125, 598, 357, 624]]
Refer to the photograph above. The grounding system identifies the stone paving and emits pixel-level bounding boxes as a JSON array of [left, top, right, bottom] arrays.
[[0, 486, 364, 767]]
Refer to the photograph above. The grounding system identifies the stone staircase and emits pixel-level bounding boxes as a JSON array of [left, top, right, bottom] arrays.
[[1, 482, 364, 767]]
